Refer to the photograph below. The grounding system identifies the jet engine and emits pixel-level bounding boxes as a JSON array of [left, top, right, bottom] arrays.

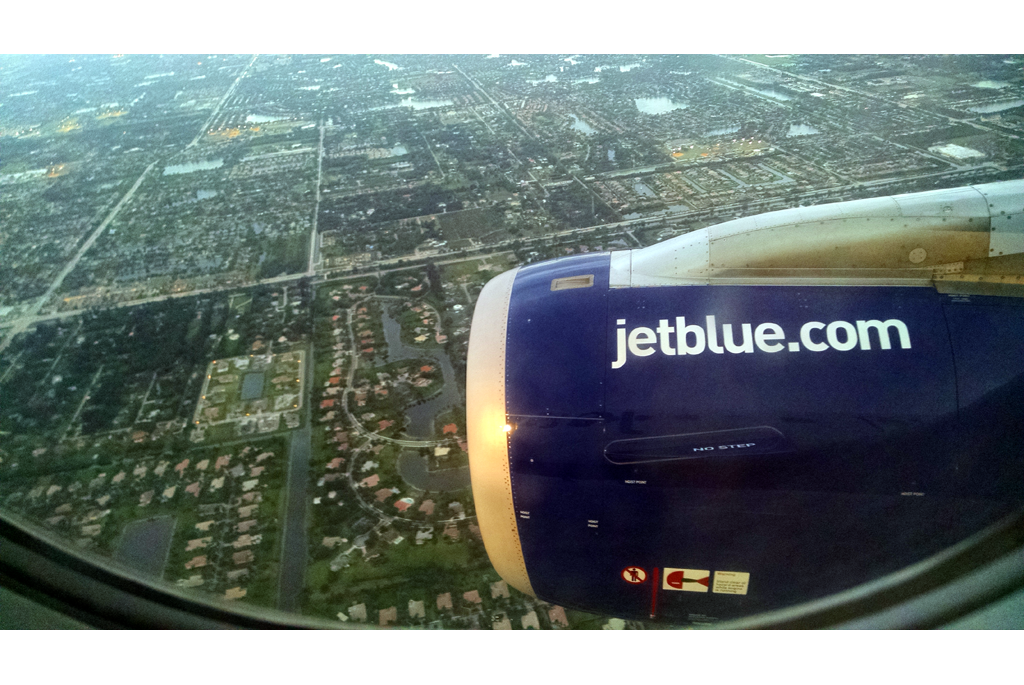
[[467, 180, 1024, 624]]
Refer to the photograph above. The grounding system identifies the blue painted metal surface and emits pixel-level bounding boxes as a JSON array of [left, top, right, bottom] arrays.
[[503, 257, 1024, 623]]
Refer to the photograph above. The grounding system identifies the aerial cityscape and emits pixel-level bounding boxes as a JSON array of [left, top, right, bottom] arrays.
[[1, 53, 1022, 629]]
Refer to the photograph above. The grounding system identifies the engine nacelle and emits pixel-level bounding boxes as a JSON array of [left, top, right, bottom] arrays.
[[467, 180, 1024, 624]]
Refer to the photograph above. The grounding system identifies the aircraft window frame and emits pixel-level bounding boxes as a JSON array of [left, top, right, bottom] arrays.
[[1, 504, 1020, 629]]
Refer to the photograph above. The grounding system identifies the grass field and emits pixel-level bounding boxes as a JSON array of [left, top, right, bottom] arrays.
[[439, 259, 484, 280], [437, 207, 507, 242], [670, 138, 769, 163], [228, 292, 252, 316]]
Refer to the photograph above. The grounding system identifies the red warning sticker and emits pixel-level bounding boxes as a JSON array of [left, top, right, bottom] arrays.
[[621, 566, 647, 584], [662, 568, 710, 592]]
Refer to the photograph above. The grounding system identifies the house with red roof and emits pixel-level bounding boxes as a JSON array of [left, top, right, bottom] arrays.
[[442, 423, 458, 435], [548, 605, 569, 628], [184, 555, 207, 570], [232, 550, 255, 565]]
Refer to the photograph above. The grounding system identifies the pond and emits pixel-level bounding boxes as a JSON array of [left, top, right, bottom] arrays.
[[241, 372, 265, 401], [114, 516, 176, 577], [633, 181, 656, 197], [397, 451, 470, 492]]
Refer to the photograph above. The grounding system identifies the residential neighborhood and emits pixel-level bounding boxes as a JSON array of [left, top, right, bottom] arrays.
[[2, 52, 1021, 628]]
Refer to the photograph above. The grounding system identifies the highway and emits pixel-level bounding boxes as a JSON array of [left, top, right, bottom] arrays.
[[186, 54, 258, 149], [307, 120, 326, 276], [2, 159, 1013, 352], [0, 161, 157, 355]]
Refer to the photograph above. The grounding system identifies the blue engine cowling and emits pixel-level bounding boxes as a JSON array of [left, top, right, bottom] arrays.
[[467, 183, 1024, 624]]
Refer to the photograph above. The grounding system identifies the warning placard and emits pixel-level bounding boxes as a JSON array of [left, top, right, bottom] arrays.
[[662, 568, 709, 592], [712, 571, 750, 595], [621, 566, 647, 584]]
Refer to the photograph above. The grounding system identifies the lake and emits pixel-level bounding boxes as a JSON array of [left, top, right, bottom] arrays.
[[163, 159, 224, 176], [570, 114, 597, 136], [968, 99, 1024, 113], [705, 125, 740, 137], [399, 97, 453, 110], [634, 97, 687, 115], [719, 79, 791, 101], [787, 124, 820, 137], [972, 81, 1011, 89], [381, 306, 462, 438], [246, 114, 288, 123]]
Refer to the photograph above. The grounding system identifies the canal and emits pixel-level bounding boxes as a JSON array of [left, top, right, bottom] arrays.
[[277, 425, 311, 613]]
